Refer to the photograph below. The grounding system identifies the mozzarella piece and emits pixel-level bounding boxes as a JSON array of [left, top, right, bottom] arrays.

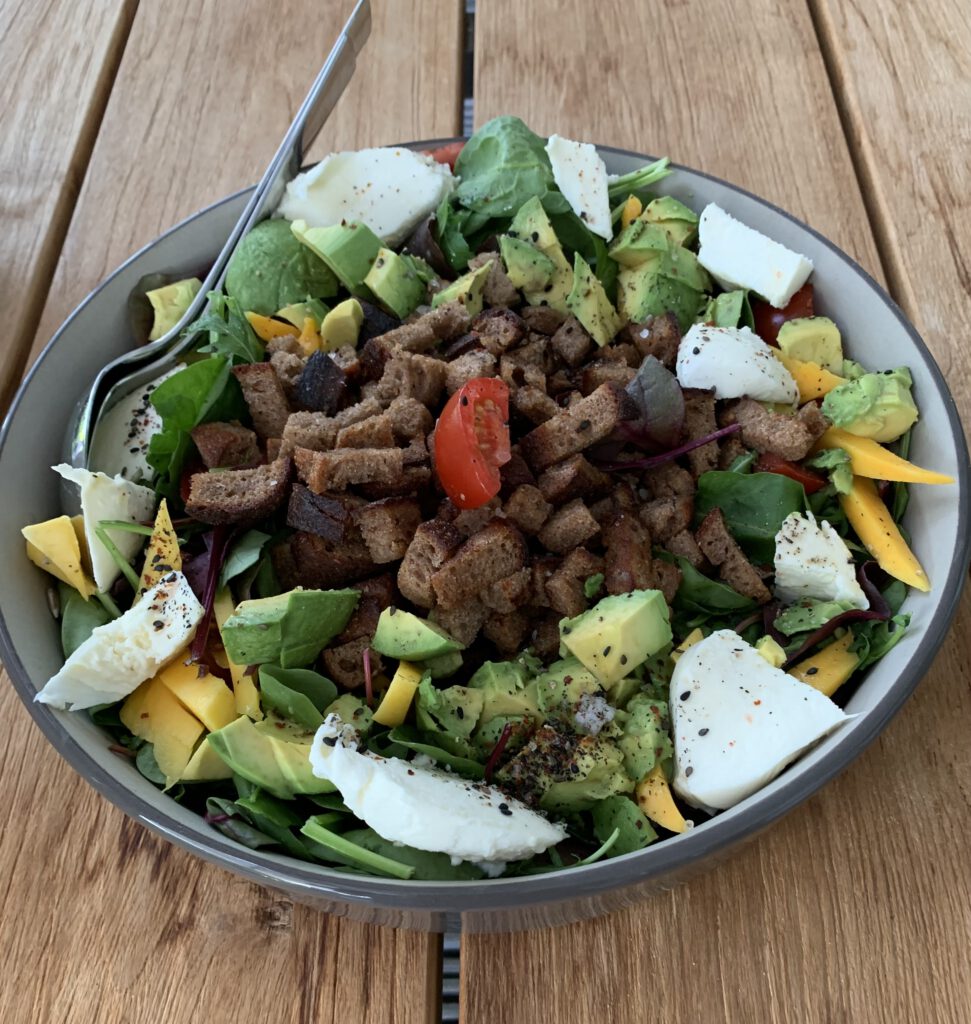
[[545, 134, 613, 240], [676, 323, 798, 403], [670, 630, 850, 811], [53, 464, 157, 592], [36, 572, 203, 711], [88, 367, 180, 482], [310, 715, 566, 863], [277, 148, 455, 246], [697, 203, 813, 308], [774, 511, 869, 609]]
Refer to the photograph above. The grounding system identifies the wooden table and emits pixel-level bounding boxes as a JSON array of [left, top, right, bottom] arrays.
[[1, 1, 968, 1020]]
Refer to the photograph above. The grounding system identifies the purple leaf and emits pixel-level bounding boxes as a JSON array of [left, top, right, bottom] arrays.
[[618, 355, 685, 451], [596, 423, 742, 473], [189, 526, 232, 663]]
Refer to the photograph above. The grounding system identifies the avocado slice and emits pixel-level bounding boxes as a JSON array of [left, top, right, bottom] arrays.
[[319, 298, 364, 351], [276, 297, 330, 328], [431, 259, 493, 317], [467, 660, 541, 726], [591, 794, 658, 854], [507, 196, 574, 312], [617, 692, 673, 782], [608, 220, 672, 269], [371, 607, 463, 661], [364, 248, 428, 319], [291, 219, 382, 296], [566, 253, 622, 347], [617, 262, 704, 332], [499, 235, 556, 292], [777, 317, 844, 373], [532, 657, 603, 715], [207, 716, 335, 800], [420, 649, 464, 679], [220, 588, 360, 669], [146, 278, 202, 341], [560, 590, 672, 688], [642, 196, 699, 247], [415, 676, 484, 742]]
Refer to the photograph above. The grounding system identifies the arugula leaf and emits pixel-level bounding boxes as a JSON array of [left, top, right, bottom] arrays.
[[188, 292, 264, 365], [695, 471, 807, 563], [219, 529, 270, 588], [674, 557, 757, 615]]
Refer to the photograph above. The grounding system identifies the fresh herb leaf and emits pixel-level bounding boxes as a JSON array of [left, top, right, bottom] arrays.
[[584, 573, 605, 599], [188, 292, 265, 365]]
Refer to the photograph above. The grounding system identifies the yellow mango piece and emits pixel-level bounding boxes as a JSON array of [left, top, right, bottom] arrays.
[[789, 631, 859, 698], [23, 516, 97, 599], [121, 677, 204, 788], [774, 351, 846, 401], [297, 316, 324, 355], [671, 627, 705, 664], [137, 498, 181, 597], [245, 311, 301, 342], [840, 476, 929, 591], [214, 588, 262, 720], [635, 764, 687, 834], [158, 656, 236, 732], [182, 737, 235, 782], [620, 195, 643, 230], [372, 662, 423, 727], [815, 427, 954, 485]]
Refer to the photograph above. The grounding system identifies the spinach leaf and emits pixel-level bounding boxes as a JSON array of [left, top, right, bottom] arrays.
[[605, 157, 671, 203], [775, 600, 855, 638], [695, 471, 806, 563], [454, 116, 555, 218], [674, 557, 756, 614], [388, 725, 485, 779], [235, 789, 308, 858], [259, 665, 338, 728], [548, 210, 618, 294], [727, 450, 757, 473], [219, 529, 270, 588], [205, 796, 279, 849], [300, 815, 415, 879], [435, 195, 473, 271], [189, 292, 265, 365], [59, 583, 111, 658], [135, 743, 166, 785], [806, 448, 853, 494], [343, 828, 487, 880], [892, 429, 913, 523], [854, 613, 911, 670]]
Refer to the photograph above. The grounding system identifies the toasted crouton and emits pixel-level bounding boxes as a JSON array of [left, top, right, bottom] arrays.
[[682, 388, 719, 478], [537, 499, 600, 554], [430, 520, 527, 609], [551, 317, 593, 368], [580, 360, 637, 395], [283, 411, 338, 452], [482, 610, 532, 655], [190, 421, 260, 469], [374, 300, 470, 353], [602, 511, 656, 595], [286, 484, 360, 543], [537, 454, 611, 505], [386, 396, 434, 442], [470, 307, 527, 355], [468, 252, 520, 308], [545, 548, 604, 618], [429, 599, 488, 647], [481, 566, 532, 613], [354, 497, 422, 564], [323, 636, 382, 690], [294, 446, 405, 493], [512, 385, 559, 424], [725, 398, 829, 461], [397, 520, 464, 608], [185, 456, 291, 525], [336, 413, 395, 449], [521, 306, 567, 336], [503, 484, 552, 535], [445, 350, 498, 394], [376, 351, 446, 407], [695, 508, 772, 603], [232, 363, 291, 439]]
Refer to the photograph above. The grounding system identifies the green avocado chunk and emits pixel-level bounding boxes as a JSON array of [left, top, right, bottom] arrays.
[[566, 253, 622, 347], [364, 247, 427, 319], [431, 259, 493, 317], [540, 733, 633, 812], [420, 649, 464, 679], [371, 607, 463, 661], [207, 716, 335, 800], [225, 219, 338, 316], [617, 261, 704, 332], [532, 657, 603, 715], [291, 219, 383, 295], [220, 588, 360, 669], [591, 795, 658, 855], [608, 220, 672, 269], [821, 367, 919, 443], [507, 196, 574, 312], [146, 277, 202, 340], [560, 590, 672, 688], [777, 316, 844, 373], [467, 660, 541, 726], [641, 195, 699, 247], [499, 234, 556, 292], [617, 692, 673, 783], [415, 676, 484, 754]]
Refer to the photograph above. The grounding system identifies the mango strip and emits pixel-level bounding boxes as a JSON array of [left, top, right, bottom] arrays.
[[815, 428, 954, 485]]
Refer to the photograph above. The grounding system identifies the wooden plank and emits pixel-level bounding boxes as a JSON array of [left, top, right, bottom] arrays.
[[0, 2, 462, 1023], [465, 1, 971, 1022], [0, 0, 136, 412]]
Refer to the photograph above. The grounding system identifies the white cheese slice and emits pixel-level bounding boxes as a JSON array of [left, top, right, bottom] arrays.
[[277, 147, 455, 246], [545, 134, 613, 240], [36, 571, 203, 711], [697, 203, 813, 308], [676, 323, 798, 403], [53, 464, 157, 592], [670, 630, 850, 811], [310, 715, 566, 863], [774, 511, 869, 609]]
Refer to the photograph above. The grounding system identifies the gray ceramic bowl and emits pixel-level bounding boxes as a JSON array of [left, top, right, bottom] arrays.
[[2, 143, 968, 932]]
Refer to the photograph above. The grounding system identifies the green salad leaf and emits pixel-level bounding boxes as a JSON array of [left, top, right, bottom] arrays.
[[674, 557, 757, 615], [219, 529, 270, 587], [58, 583, 111, 658], [191, 292, 265, 365], [343, 829, 487, 880], [258, 666, 338, 729]]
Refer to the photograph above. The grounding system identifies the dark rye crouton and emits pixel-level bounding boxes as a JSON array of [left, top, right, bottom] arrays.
[[621, 311, 681, 368], [274, 529, 375, 590], [452, 497, 503, 538], [725, 398, 829, 461], [639, 495, 693, 542], [445, 350, 497, 394], [232, 363, 291, 439], [373, 300, 470, 353], [354, 497, 422, 564], [520, 382, 635, 471], [375, 351, 446, 407], [469, 307, 527, 356], [265, 438, 293, 461], [550, 317, 593, 368], [324, 636, 382, 690], [468, 252, 520, 308], [283, 411, 338, 452], [601, 341, 641, 367], [545, 547, 604, 618], [286, 484, 360, 543], [269, 350, 305, 398], [665, 528, 707, 569], [537, 499, 600, 554], [483, 610, 533, 655], [718, 433, 751, 470], [537, 454, 611, 505], [653, 559, 682, 605], [512, 385, 559, 424], [294, 446, 405, 493], [580, 359, 637, 395], [190, 421, 260, 469], [530, 612, 563, 661], [430, 520, 527, 609], [695, 508, 772, 603], [397, 520, 464, 608], [503, 484, 552, 535], [336, 413, 395, 449], [602, 511, 656, 594], [185, 456, 291, 525], [429, 599, 488, 647], [682, 388, 719, 477], [521, 305, 566, 336], [266, 335, 303, 356], [499, 450, 536, 495], [336, 574, 397, 645], [481, 567, 532, 614], [386, 396, 433, 441], [293, 352, 346, 415], [645, 461, 694, 500]]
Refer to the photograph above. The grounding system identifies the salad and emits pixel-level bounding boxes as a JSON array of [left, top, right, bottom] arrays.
[[22, 116, 954, 881]]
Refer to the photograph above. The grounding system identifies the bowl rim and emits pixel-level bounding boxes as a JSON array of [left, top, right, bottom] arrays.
[[2, 140, 968, 914]]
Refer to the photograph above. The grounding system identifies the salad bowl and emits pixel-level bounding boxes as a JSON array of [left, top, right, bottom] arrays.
[[1, 141, 967, 932]]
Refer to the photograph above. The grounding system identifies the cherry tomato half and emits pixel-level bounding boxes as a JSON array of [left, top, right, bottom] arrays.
[[751, 282, 815, 345], [434, 378, 511, 509], [422, 141, 465, 171], [755, 452, 827, 494]]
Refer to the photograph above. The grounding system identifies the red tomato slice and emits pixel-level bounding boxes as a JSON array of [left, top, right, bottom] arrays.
[[434, 378, 511, 509], [755, 452, 827, 494], [422, 141, 465, 171], [752, 282, 815, 345]]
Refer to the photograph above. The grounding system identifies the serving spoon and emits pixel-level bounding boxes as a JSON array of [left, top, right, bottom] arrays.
[[64, 0, 372, 490]]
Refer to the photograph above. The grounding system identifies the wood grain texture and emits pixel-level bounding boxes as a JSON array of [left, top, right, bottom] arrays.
[[465, 1, 971, 1021], [1, 2, 462, 1022], [0, 0, 135, 412]]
